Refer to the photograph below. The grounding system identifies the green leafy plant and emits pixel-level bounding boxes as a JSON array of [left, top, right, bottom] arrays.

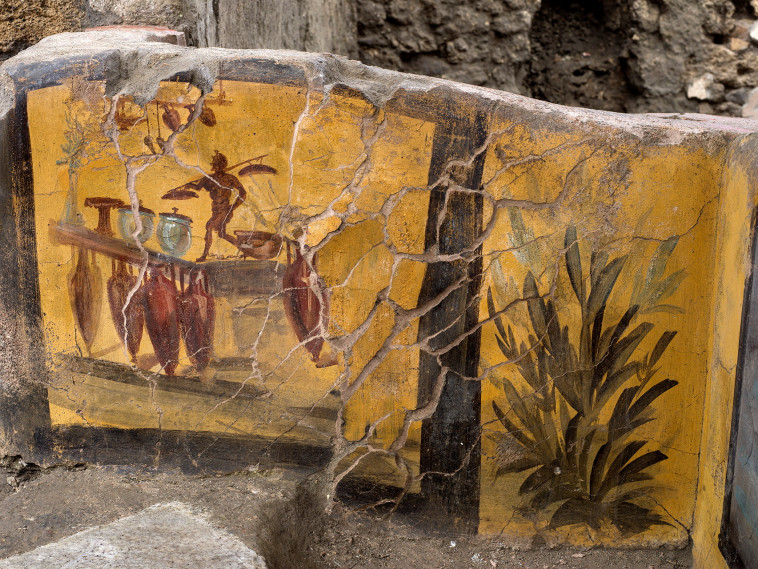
[[488, 226, 682, 534], [56, 89, 111, 226]]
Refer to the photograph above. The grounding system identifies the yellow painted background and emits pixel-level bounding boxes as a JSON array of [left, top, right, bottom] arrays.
[[476, 122, 722, 546], [690, 136, 758, 569], [24, 76, 754, 555], [27, 80, 434, 462]]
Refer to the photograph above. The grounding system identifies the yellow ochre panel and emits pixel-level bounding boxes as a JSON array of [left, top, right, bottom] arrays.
[[24, 73, 745, 554]]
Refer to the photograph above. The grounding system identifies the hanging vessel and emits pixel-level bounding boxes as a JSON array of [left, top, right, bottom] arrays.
[[162, 104, 182, 132], [157, 208, 192, 257], [143, 266, 180, 376], [107, 260, 144, 363], [199, 105, 216, 127], [67, 248, 103, 356], [179, 270, 215, 371], [185, 103, 217, 127], [282, 243, 329, 364]]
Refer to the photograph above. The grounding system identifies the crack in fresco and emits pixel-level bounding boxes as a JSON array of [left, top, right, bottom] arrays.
[[17, 52, 722, 548]]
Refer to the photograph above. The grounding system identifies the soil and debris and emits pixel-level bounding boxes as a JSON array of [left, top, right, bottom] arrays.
[[0, 460, 691, 569]]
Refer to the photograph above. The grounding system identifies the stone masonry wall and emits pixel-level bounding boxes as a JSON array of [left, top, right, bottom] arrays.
[[357, 0, 540, 95], [0, 0, 357, 64], [358, 0, 758, 116], [5, 1, 758, 114]]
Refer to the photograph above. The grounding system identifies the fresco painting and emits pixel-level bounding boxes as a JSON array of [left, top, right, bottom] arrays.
[[488, 227, 681, 535], [9, 53, 730, 552]]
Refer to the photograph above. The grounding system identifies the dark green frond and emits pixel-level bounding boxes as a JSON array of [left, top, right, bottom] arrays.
[[590, 250, 610, 289], [608, 501, 673, 534], [549, 498, 602, 530], [640, 304, 684, 315], [563, 412, 583, 468], [596, 362, 642, 410], [591, 303, 606, 360], [495, 456, 544, 476], [492, 400, 535, 449], [586, 255, 626, 320], [596, 440, 648, 500], [487, 287, 509, 341], [495, 334, 514, 360], [519, 464, 555, 495], [589, 442, 612, 498], [594, 322, 653, 392], [648, 332, 677, 370], [523, 272, 546, 339], [647, 236, 679, 285], [617, 451, 668, 487], [628, 379, 678, 422], [565, 226, 585, 305], [608, 385, 640, 436], [645, 269, 686, 306], [578, 427, 597, 487], [606, 305, 641, 355]]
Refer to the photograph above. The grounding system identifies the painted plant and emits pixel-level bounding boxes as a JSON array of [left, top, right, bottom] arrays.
[[20, 61, 715, 545], [488, 225, 684, 535]]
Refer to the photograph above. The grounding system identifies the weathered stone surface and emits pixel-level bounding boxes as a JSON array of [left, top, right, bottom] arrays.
[[0, 0, 356, 64], [2, 27, 758, 569], [688, 72, 726, 102], [358, 0, 758, 116], [6, 0, 758, 118], [742, 85, 758, 117], [0, 0, 85, 61], [86, 0, 186, 33], [190, 0, 357, 57], [358, 0, 540, 94], [0, 502, 268, 568]]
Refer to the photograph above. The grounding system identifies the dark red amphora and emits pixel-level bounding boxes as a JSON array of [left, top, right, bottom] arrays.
[[107, 260, 144, 363], [179, 270, 215, 371], [68, 247, 102, 356], [283, 242, 330, 364], [143, 266, 180, 376]]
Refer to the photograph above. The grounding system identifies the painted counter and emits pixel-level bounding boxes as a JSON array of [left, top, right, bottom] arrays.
[[0, 28, 757, 566]]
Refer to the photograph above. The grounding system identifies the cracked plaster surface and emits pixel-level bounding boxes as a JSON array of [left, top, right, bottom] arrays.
[[3, 29, 758, 551]]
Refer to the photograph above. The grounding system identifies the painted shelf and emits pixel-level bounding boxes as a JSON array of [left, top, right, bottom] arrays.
[[60, 354, 270, 402], [49, 222, 283, 297]]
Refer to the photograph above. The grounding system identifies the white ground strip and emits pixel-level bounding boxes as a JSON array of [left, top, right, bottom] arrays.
[[0, 501, 267, 569]]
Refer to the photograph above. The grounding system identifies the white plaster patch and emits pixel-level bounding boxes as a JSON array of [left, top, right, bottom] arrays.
[[0, 502, 267, 569]]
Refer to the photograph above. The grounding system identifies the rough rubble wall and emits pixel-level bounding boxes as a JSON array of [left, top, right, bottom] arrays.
[[359, 0, 758, 115], [190, 0, 357, 57], [0, 0, 357, 64], [1, 0, 86, 62], [5, 0, 758, 114], [357, 0, 540, 95]]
